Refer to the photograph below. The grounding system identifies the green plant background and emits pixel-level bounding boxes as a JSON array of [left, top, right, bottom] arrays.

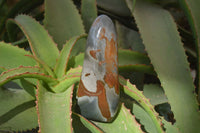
[[0, 0, 199, 132]]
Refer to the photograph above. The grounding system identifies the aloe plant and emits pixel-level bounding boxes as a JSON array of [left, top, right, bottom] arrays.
[[0, 0, 200, 132]]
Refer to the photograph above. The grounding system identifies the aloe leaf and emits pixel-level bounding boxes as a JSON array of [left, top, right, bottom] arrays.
[[118, 49, 150, 65], [3, 78, 37, 98], [7, 15, 59, 68], [0, 0, 43, 35], [96, 0, 131, 17], [72, 113, 99, 133], [0, 42, 36, 70], [11, 38, 28, 46], [20, 78, 36, 98], [178, 0, 200, 102], [26, 55, 56, 78], [116, 21, 145, 53], [44, 0, 85, 50], [81, 0, 97, 33], [118, 45, 147, 89], [162, 118, 179, 133], [143, 84, 168, 106], [67, 53, 84, 69], [0, 66, 58, 86], [93, 104, 143, 133], [118, 49, 155, 74], [0, 87, 37, 131], [119, 65, 155, 75], [52, 66, 82, 93], [132, 103, 157, 133], [119, 76, 164, 133], [36, 83, 74, 133], [54, 35, 87, 78], [72, 113, 103, 133], [132, 1, 200, 132], [133, 103, 179, 133]]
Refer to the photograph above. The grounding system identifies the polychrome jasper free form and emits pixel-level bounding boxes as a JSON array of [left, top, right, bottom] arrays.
[[77, 15, 119, 122]]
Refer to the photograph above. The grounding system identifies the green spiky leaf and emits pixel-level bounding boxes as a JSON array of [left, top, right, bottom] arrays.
[[36, 83, 74, 133], [0, 42, 36, 71], [119, 76, 164, 133], [52, 66, 82, 93], [116, 21, 145, 53], [54, 35, 86, 78], [143, 84, 168, 106], [96, 0, 131, 17], [20, 78, 36, 98], [132, 103, 157, 133], [132, 1, 200, 132], [81, 0, 97, 33], [178, 0, 200, 102], [7, 15, 59, 68], [44, 0, 85, 50], [0, 0, 43, 35], [0, 66, 58, 86], [162, 118, 179, 133], [73, 113, 103, 133], [94, 104, 143, 133], [0, 87, 37, 131]]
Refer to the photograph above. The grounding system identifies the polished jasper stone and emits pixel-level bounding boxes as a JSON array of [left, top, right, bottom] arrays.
[[77, 15, 119, 122]]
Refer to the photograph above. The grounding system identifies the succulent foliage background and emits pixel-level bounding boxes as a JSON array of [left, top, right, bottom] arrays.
[[0, 0, 200, 132]]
